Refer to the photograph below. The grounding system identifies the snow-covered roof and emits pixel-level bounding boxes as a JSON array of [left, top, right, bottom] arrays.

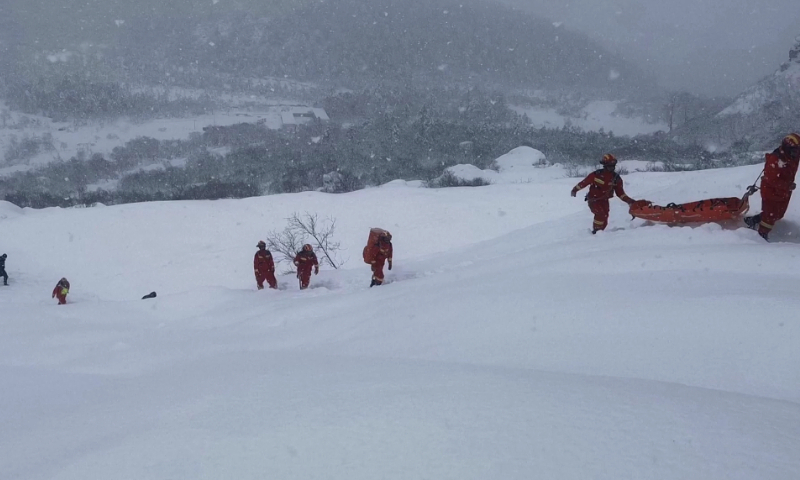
[[280, 107, 330, 126]]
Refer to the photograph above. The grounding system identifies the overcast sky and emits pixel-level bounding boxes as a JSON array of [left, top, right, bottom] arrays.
[[499, 0, 800, 97]]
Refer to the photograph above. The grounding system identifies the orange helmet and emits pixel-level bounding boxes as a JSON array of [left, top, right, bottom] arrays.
[[600, 154, 617, 166], [302, 244, 313, 252], [782, 133, 800, 148]]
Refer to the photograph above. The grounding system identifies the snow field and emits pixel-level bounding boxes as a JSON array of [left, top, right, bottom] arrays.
[[1, 156, 799, 479], [0, 100, 319, 174], [510, 100, 667, 136]]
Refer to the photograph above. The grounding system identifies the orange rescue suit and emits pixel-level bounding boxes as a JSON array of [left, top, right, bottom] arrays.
[[293, 250, 319, 290], [572, 169, 634, 232], [757, 148, 800, 236], [254, 249, 277, 290], [368, 240, 393, 285]]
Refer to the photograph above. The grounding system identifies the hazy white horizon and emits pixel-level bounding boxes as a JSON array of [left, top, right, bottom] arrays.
[[499, 0, 800, 96]]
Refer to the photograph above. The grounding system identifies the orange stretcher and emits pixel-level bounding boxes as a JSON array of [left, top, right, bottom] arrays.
[[629, 193, 751, 224]]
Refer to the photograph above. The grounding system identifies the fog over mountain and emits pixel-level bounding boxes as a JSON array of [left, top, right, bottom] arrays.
[[499, 0, 800, 96], [3, 0, 799, 97], [1, 0, 655, 95]]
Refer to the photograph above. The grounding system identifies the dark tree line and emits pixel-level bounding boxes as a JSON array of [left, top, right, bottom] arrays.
[[2, 89, 760, 209]]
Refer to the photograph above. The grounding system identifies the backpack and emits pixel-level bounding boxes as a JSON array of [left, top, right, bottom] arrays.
[[363, 228, 391, 264]]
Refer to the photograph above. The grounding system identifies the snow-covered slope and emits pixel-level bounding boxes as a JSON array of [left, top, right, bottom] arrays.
[[719, 34, 800, 117], [511, 100, 667, 136], [0, 100, 320, 173], [444, 146, 665, 184], [719, 62, 800, 117], [1, 161, 799, 479], [682, 35, 800, 149]]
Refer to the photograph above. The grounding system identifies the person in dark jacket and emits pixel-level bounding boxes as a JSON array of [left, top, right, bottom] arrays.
[[52, 278, 70, 305], [293, 244, 319, 290], [0, 253, 7, 286]]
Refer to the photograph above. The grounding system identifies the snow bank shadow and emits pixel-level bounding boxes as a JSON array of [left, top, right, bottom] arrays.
[[343, 270, 422, 288], [383, 270, 422, 285], [634, 218, 800, 243], [767, 221, 800, 244], [276, 276, 341, 291], [632, 219, 745, 231], [308, 278, 339, 290], [715, 219, 749, 231]]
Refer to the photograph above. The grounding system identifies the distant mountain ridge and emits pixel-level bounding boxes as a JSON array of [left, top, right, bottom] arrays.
[[718, 36, 800, 117], [675, 35, 800, 150], [2, 0, 656, 95]]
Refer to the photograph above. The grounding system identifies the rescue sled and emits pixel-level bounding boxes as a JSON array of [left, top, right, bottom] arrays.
[[629, 194, 751, 224]]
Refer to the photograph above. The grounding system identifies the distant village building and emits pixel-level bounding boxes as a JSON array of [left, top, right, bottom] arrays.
[[280, 107, 330, 130]]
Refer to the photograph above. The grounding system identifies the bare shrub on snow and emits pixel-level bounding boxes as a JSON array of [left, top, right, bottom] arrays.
[[429, 170, 492, 187], [266, 212, 344, 273], [564, 164, 587, 178]]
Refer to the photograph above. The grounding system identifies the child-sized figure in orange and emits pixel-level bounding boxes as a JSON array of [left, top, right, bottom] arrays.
[[52, 278, 70, 305]]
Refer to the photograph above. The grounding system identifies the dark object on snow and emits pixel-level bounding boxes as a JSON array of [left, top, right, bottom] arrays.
[[52, 278, 70, 305], [142, 291, 157, 299], [0, 253, 7, 285]]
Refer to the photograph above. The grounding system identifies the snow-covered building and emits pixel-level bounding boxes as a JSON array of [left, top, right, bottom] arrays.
[[279, 107, 329, 129]]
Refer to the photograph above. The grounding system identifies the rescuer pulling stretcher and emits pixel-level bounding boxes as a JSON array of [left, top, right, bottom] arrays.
[[571, 154, 640, 233], [743, 133, 800, 241], [629, 133, 800, 240]]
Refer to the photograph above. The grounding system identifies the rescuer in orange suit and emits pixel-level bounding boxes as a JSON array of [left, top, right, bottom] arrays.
[[571, 154, 638, 233], [368, 232, 393, 287], [744, 133, 800, 241], [254, 240, 278, 290], [293, 244, 319, 290]]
